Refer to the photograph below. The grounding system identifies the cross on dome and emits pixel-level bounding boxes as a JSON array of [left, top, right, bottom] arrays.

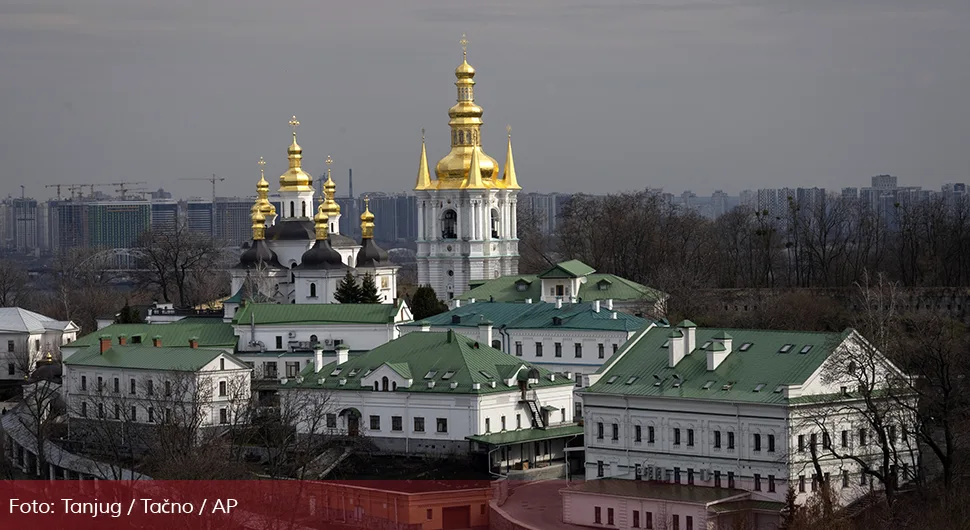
[[460, 34, 468, 59]]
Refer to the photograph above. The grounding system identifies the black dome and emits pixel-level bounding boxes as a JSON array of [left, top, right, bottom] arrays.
[[356, 238, 390, 268], [237, 240, 283, 269], [265, 219, 314, 241], [300, 239, 348, 270]]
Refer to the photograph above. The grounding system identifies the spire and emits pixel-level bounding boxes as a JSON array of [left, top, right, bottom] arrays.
[[288, 116, 302, 155], [502, 125, 521, 190], [466, 143, 484, 189], [280, 115, 312, 192], [360, 196, 375, 239], [415, 129, 432, 190]]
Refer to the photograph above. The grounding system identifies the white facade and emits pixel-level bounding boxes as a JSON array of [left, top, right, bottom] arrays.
[[0, 308, 79, 381]]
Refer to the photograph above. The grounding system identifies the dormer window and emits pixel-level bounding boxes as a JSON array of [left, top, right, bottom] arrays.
[[552, 317, 563, 326], [451, 315, 461, 324], [516, 283, 528, 292]]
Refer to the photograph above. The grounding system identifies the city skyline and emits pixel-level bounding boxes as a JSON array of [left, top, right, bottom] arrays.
[[2, 1, 968, 199]]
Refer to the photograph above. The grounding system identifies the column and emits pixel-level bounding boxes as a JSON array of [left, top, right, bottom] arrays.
[[511, 200, 517, 239], [417, 201, 424, 240]]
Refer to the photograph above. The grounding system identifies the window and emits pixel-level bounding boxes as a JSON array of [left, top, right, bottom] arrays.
[[714, 430, 722, 449], [728, 431, 735, 449], [80, 375, 87, 391], [516, 414, 521, 429], [571, 343, 581, 358], [555, 342, 562, 357], [6, 363, 13, 376], [6, 340, 13, 352], [146, 379, 154, 395], [370, 415, 380, 431], [596, 422, 604, 440], [688, 429, 694, 447], [688, 468, 694, 485], [501, 416, 507, 430], [219, 408, 228, 424], [81, 402, 87, 417], [635, 463, 642, 481], [594, 506, 602, 524], [645, 512, 653, 529], [113, 377, 120, 393], [129, 378, 136, 395], [598, 343, 605, 358], [491, 339, 501, 349], [648, 426, 655, 443], [414, 417, 425, 432], [113, 404, 120, 420], [34, 339, 40, 351], [165, 381, 171, 396], [728, 471, 735, 488], [754, 433, 761, 452], [686, 516, 693, 530], [769, 475, 776, 492], [798, 475, 805, 492], [859, 429, 867, 446], [607, 508, 614, 526], [754, 473, 762, 491], [148, 407, 155, 423], [810, 433, 817, 449], [611, 423, 619, 441], [842, 470, 850, 488], [674, 467, 681, 483], [768, 434, 775, 452], [714, 471, 721, 488], [739, 342, 752, 351], [326, 414, 336, 428], [597, 461, 604, 478], [309, 283, 317, 298], [800, 344, 813, 354], [779, 344, 794, 353], [798, 434, 805, 452], [484, 418, 490, 432], [441, 210, 457, 239], [535, 342, 543, 357], [427, 508, 433, 520], [286, 362, 300, 378], [436, 418, 448, 433], [515, 342, 522, 356], [220, 358, 225, 370], [672, 514, 680, 530], [811, 474, 818, 492], [275, 336, 283, 349], [219, 381, 227, 397], [635, 425, 642, 443], [823, 432, 831, 449], [613, 344, 618, 353], [97, 376, 103, 390], [674, 428, 681, 445], [841, 429, 849, 447], [633, 510, 640, 528], [889, 425, 896, 442], [861, 472, 868, 486]]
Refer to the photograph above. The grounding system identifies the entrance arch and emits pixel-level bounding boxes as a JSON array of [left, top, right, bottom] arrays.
[[338, 408, 362, 436]]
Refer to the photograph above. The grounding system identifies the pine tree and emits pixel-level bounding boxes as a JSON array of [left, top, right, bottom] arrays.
[[115, 301, 142, 324], [334, 271, 362, 304], [411, 285, 448, 320], [359, 273, 381, 304]]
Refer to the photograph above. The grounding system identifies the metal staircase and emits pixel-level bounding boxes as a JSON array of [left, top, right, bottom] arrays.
[[520, 390, 547, 429]]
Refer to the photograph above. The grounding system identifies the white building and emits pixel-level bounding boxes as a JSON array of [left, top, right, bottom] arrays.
[[230, 301, 412, 380], [0, 307, 79, 381], [567, 320, 916, 529], [62, 334, 251, 428], [414, 45, 521, 301], [281, 329, 581, 470]]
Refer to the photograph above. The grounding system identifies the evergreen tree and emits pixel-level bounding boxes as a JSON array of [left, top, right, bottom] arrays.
[[115, 301, 142, 324], [334, 271, 362, 304], [411, 285, 448, 320], [359, 273, 381, 304]]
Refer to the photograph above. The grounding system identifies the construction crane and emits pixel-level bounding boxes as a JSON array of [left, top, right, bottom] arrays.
[[45, 184, 65, 200], [112, 181, 147, 200], [180, 174, 224, 202], [66, 185, 86, 200]]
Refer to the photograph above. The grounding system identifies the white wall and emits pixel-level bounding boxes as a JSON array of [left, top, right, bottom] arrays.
[[1, 328, 77, 381], [234, 323, 400, 353], [562, 491, 709, 530]]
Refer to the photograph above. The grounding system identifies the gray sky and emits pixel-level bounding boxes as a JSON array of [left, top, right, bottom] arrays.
[[2, 0, 968, 199]]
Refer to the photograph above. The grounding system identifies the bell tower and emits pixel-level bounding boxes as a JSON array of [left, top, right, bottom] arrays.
[[414, 35, 520, 301]]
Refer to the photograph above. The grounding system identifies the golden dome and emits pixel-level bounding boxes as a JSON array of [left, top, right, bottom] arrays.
[[279, 116, 313, 192], [435, 147, 499, 183], [321, 155, 341, 216], [360, 196, 375, 239], [456, 59, 475, 78], [313, 201, 329, 240], [255, 156, 277, 218], [251, 205, 266, 240]]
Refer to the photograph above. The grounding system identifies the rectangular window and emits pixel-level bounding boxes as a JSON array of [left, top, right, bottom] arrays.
[[218, 381, 227, 397], [635, 463, 642, 480], [798, 434, 805, 452], [728, 431, 735, 449], [436, 417, 448, 433], [811, 474, 818, 492], [714, 471, 721, 488], [646, 512, 653, 529], [728, 471, 735, 488], [148, 407, 155, 423], [842, 470, 850, 488], [598, 343, 605, 359], [113, 404, 120, 420], [714, 430, 721, 449], [129, 378, 136, 395], [130, 406, 136, 421], [516, 414, 522, 429], [275, 336, 283, 349], [594, 507, 602, 524], [611, 423, 619, 441], [219, 408, 228, 424], [113, 377, 120, 393], [554, 342, 562, 357], [768, 475, 776, 492], [810, 433, 817, 449], [842, 430, 849, 447], [686, 515, 693, 530], [147, 379, 153, 395], [326, 413, 336, 428], [574, 343, 582, 358], [889, 425, 896, 442], [80, 375, 87, 391], [6, 340, 13, 352], [687, 428, 694, 447], [635, 425, 642, 443], [597, 461, 604, 478], [427, 508, 433, 520], [672, 514, 680, 530], [823, 432, 831, 449], [633, 510, 640, 528], [674, 428, 681, 445], [414, 417, 425, 432], [754, 473, 761, 491], [607, 508, 614, 526], [81, 402, 87, 417], [7, 363, 14, 376], [35, 339, 40, 351], [754, 433, 761, 452], [597, 422, 604, 440], [165, 380, 172, 396], [648, 426, 655, 443], [688, 468, 694, 485], [613, 343, 618, 353], [370, 415, 380, 431], [859, 429, 867, 446], [535, 342, 543, 357], [768, 434, 775, 452], [485, 417, 491, 432], [97, 376, 103, 390], [515, 342, 522, 356], [798, 475, 805, 493], [674, 467, 681, 483], [861, 472, 868, 486], [501, 416, 507, 430]]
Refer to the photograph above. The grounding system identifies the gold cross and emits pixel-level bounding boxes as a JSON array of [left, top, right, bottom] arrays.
[[507, 124, 512, 138], [326, 154, 333, 179], [289, 116, 300, 133], [421, 128, 426, 141], [258, 156, 266, 178], [460, 34, 468, 59]]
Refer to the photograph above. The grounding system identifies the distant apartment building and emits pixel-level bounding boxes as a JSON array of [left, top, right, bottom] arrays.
[[518, 192, 571, 235], [86, 201, 151, 250], [1, 198, 39, 252], [214, 198, 256, 247], [185, 199, 214, 236], [739, 190, 755, 208], [363, 193, 418, 246], [841, 187, 859, 200], [150, 200, 180, 234], [711, 190, 729, 218], [870, 174, 898, 190]]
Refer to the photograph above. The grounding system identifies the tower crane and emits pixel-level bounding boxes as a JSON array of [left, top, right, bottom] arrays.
[[112, 181, 147, 200], [180, 174, 225, 203], [45, 184, 65, 200]]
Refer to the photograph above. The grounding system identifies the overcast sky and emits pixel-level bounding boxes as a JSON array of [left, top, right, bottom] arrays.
[[2, 0, 968, 199]]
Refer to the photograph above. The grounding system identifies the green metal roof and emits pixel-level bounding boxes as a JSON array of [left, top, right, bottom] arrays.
[[401, 301, 649, 332], [70, 321, 237, 350], [232, 301, 402, 326], [284, 330, 575, 395], [64, 345, 234, 372], [455, 271, 666, 303], [224, 287, 274, 304], [537, 260, 596, 279], [466, 424, 583, 446], [562, 479, 748, 504], [587, 325, 853, 405]]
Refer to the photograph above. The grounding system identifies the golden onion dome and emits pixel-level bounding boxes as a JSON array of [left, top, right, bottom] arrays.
[[435, 147, 498, 181], [280, 117, 313, 192], [455, 59, 475, 78]]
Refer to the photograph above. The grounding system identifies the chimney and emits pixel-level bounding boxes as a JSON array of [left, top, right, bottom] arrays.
[[99, 335, 111, 354], [419, 321, 431, 332], [525, 298, 533, 304], [479, 319, 493, 346], [611, 312, 617, 319], [470, 298, 476, 304], [678, 320, 697, 355], [117, 334, 127, 346], [188, 337, 199, 349], [606, 299, 614, 310], [336, 344, 349, 365], [454, 300, 461, 308], [668, 330, 685, 367], [555, 298, 562, 309], [152, 335, 162, 348], [707, 332, 733, 371], [593, 300, 600, 313], [314, 344, 324, 373]]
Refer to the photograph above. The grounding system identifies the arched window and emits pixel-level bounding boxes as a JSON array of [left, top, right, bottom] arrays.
[[331, 222, 336, 233], [491, 209, 500, 238], [302, 202, 307, 218], [392, 381, 397, 391], [458, 131, 464, 144], [382, 376, 389, 392], [491, 339, 501, 350], [441, 210, 458, 239], [309, 283, 317, 298], [290, 201, 295, 217], [373, 381, 379, 391], [309, 334, 318, 344]]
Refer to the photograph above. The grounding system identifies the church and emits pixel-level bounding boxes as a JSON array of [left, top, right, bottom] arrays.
[[415, 36, 521, 301], [226, 120, 399, 311]]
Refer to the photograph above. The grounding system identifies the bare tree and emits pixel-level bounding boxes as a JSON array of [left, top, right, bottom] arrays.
[[135, 226, 228, 308], [0, 259, 27, 307]]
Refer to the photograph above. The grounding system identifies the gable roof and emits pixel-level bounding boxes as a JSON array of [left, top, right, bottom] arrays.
[[232, 301, 403, 326], [455, 272, 666, 304], [284, 330, 574, 395], [0, 307, 77, 334], [587, 325, 853, 405], [537, 260, 596, 279], [224, 286, 275, 305], [402, 301, 649, 332], [69, 321, 237, 350], [64, 345, 245, 372]]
